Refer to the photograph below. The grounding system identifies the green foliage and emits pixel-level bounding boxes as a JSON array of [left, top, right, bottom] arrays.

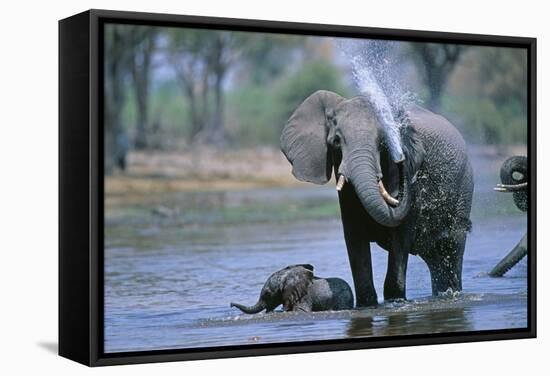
[[276, 60, 351, 121], [129, 56, 351, 148], [407, 43, 466, 110], [477, 48, 527, 109], [106, 27, 527, 151], [151, 81, 189, 136], [236, 33, 305, 85], [227, 85, 280, 145], [226, 59, 351, 146], [117, 81, 190, 148], [442, 96, 527, 145], [106, 195, 341, 228], [440, 46, 527, 145]]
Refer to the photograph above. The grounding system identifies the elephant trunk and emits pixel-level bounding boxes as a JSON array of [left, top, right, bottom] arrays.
[[230, 300, 266, 314], [346, 148, 411, 228], [489, 233, 527, 277]]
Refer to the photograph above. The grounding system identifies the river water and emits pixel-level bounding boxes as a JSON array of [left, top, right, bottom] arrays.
[[104, 165, 528, 353]]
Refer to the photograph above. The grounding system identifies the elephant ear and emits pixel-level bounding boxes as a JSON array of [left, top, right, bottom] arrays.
[[281, 265, 314, 311], [401, 105, 430, 173], [296, 263, 314, 272], [280, 90, 345, 184]]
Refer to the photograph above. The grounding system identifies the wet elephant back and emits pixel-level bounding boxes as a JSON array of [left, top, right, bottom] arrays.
[[309, 278, 354, 311]]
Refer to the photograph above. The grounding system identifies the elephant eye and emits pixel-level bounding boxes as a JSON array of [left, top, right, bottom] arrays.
[[332, 135, 341, 148], [512, 171, 524, 181], [325, 109, 337, 125]]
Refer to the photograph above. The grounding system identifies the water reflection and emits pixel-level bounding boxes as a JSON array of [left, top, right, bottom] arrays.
[[346, 315, 375, 337], [346, 306, 472, 338]]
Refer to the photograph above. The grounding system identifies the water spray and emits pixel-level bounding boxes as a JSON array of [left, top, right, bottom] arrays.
[[339, 39, 418, 162]]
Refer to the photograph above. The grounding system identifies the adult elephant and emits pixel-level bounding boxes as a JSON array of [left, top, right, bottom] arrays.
[[280, 90, 474, 306]]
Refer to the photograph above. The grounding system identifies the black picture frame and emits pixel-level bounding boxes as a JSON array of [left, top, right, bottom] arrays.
[[59, 8, 537, 367]]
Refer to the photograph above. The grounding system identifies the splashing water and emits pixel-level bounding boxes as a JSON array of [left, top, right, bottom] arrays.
[[350, 55, 403, 161], [339, 39, 419, 162]]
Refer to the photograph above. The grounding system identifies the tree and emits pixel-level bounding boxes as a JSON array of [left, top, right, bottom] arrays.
[[104, 25, 132, 172], [207, 32, 236, 144], [444, 46, 528, 145], [478, 48, 527, 110], [236, 34, 304, 85], [276, 59, 351, 130], [128, 27, 157, 149], [167, 30, 210, 140], [167, 30, 240, 145], [409, 43, 467, 110]]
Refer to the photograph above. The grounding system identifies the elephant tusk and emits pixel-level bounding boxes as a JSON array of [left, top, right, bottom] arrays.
[[379, 180, 399, 207], [494, 182, 528, 192], [336, 175, 346, 191]]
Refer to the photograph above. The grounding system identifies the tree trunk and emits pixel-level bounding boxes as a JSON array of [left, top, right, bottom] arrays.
[[105, 28, 129, 173], [174, 66, 202, 140], [186, 86, 201, 139], [211, 66, 225, 144], [168, 31, 236, 145], [133, 77, 149, 149], [131, 32, 155, 149], [426, 68, 444, 110], [207, 36, 227, 145], [411, 44, 465, 112]]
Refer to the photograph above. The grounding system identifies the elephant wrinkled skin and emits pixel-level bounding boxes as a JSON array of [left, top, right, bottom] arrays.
[[230, 264, 354, 313], [490, 155, 528, 277], [280, 90, 474, 306]]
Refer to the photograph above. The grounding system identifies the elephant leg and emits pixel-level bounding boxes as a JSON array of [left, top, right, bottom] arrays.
[[384, 230, 410, 301], [423, 233, 465, 295], [339, 188, 378, 307], [346, 241, 377, 307], [292, 300, 313, 312]]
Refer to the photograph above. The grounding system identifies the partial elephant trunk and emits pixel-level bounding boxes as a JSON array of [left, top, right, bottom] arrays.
[[346, 148, 411, 228], [489, 233, 527, 277], [499, 156, 528, 212], [230, 300, 266, 314]]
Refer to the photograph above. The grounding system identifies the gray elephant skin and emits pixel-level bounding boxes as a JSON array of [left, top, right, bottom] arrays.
[[230, 264, 354, 313], [490, 155, 528, 277], [281, 90, 474, 306], [498, 155, 527, 211]]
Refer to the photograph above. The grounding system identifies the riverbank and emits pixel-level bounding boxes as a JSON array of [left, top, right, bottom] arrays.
[[105, 144, 527, 194], [105, 145, 526, 225]]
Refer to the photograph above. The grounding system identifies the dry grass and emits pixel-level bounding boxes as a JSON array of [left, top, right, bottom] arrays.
[[105, 144, 528, 196], [105, 146, 306, 196]]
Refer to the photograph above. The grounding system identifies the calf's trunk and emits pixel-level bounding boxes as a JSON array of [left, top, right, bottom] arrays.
[[230, 300, 266, 314]]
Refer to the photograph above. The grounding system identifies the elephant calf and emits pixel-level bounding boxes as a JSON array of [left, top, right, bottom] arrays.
[[230, 264, 354, 313]]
